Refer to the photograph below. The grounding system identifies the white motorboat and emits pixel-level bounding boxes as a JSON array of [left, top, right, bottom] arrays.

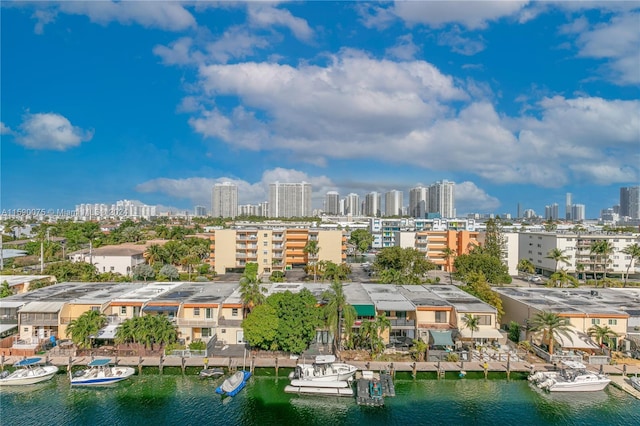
[[288, 355, 357, 382], [71, 358, 135, 386], [215, 370, 251, 397], [529, 361, 610, 392], [0, 357, 59, 386], [630, 374, 640, 392]]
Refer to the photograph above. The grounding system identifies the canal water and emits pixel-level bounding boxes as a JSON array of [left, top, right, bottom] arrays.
[[1, 369, 638, 426]]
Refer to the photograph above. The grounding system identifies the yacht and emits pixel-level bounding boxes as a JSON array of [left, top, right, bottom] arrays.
[[288, 355, 357, 382], [0, 357, 59, 386], [529, 361, 610, 392], [71, 358, 135, 386]]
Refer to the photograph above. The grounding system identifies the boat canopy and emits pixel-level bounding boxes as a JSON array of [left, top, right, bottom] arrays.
[[15, 357, 42, 367], [430, 330, 454, 347], [314, 355, 336, 364], [88, 358, 112, 367]]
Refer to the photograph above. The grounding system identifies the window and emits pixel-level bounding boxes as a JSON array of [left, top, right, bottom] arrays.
[[221, 329, 226, 334], [202, 328, 212, 337], [435, 311, 447, 323], [232, 308, 239, 317], [194, 308, 200, 317], [205, 308, 213, 319], [120, 306, 127, 315], [591, 318, 600, 325], [91, 306, 100, 311], [23, 327, 29, 333], [110, 266, 115, 271], [608, 319, 617, 326], [264, 233, 268, 238], [263, 241, 268, 246], [477, 315, 492, 325]]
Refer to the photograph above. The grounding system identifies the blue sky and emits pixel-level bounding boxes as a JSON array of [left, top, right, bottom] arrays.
[[1, 1, 639, 218]]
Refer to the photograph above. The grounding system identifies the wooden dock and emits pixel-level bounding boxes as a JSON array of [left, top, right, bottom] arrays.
[[355, 371, 395, 407], [609, 375, 640, 400]]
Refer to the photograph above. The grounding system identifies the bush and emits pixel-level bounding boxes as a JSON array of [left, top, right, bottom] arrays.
[[164, 342, 186, 354], [194, 276, 209, 282], [445, 353, 459, 362], [189, 340, 206, 351], [508, 321, 520, 343]]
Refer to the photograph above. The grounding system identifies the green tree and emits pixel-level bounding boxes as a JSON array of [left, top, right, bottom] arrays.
[[508, 321, 521, 343], [354, 314, 390, 357], [461, 314, 480, 348], [0, 280, 13, 298], [517, 258, 535, 276], [590, 240, 614, 287], [163, 240, 187, 265], [349, 229, 374, 258], [243, 304, 280, 351], [528, 311, 572, 355], [459, 272, 505, 320], [240, 263, 265, 317], [622, 243, 640, 287], [133, 264, 155, 282], [269, 271, 285, 283], [548, 269, 579, 288], [323, 281, 356, 353], [303, 239, 320, 283], [322, 261, 351, 283], [159, 264, 179, 281], [145, 244, 167, 266], [374, 246, 436, 285], [545, 248, 570, 273], [454, 253, 511, 285], [587, 324, 619, 349], [267, 289, 322, 354], [66, 310, 107, 349], [442, 247, 456, 285], [482, 218, 506, 259], [44, 261, 97, 282]]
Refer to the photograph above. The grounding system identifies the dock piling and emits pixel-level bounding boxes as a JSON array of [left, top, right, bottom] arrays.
[[1, 354, 4, 371], [411, 362, 417, 379], [181, 356, 186, 374], [483, 362, 489, 379], [159, 354, 164, 375], [138, 356, 143, 375], [275, 357, 278, 376]]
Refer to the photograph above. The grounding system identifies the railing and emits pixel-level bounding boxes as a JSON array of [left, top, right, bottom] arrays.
[[588, 355, 610, 365], [176, 318, 217, 327], [390, 319, 416, 327], [218, 318, 242, 327], [167, 349, 206, 358]]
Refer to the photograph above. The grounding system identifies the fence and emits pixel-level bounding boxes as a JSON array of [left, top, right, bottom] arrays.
[[167, 349, 206, 358]]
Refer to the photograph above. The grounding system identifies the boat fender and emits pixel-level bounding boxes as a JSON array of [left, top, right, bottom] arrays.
[[459, 371, 467, 378]]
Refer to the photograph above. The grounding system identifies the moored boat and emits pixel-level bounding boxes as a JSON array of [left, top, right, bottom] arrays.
[[0, 358, 59, 386], [71, 358, 135, 386], [215, 370, 251, 397], [199, 367, 224, 378], [288, 355, 357, 382], [630, 375, 640, 392], [529, 361, 610, 392]]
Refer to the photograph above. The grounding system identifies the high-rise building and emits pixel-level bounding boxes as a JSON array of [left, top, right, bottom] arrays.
[[571, 204, 586, 221], [429, 180, 455, 218], [212, 182, 238, 218], [324, 191, 340, 215], [194, 206, 207, 217], [620, 186, 640, 219], [565, 193, 572, 220], [364, 192, 381, 217], [269, 182, 312, 218], [344, 193, 360, 216], [545, 203, 559, 220], [385, 190, 403, 217], [409, 186, 429, 218], [517, 203, 522, 219]]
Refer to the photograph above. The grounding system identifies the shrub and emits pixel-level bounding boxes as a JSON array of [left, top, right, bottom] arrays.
[[189, 340, 206, 351], [445, 353, 459, 362]]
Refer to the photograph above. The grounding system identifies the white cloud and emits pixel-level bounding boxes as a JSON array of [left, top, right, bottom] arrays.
[[392, 1, 529, 30], [385, 34, 420, 60], [15, 113, 93, 151], [32, 9, 57, 35], [0, 122, 13, 135], [437, 26, 486, 56], [247, 3, 314, 41], [455, 181, 501, 213]]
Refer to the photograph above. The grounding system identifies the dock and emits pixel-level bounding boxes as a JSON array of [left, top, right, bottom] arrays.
[[355, 371, 395, 406], [609, 375, 640, 400]]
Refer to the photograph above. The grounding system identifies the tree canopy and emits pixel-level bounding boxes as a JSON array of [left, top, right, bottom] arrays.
[[373, 246, 436, 285], [459, 272, 505, 320], [349, 229, 374, 257], [454, 252, 511, 285]]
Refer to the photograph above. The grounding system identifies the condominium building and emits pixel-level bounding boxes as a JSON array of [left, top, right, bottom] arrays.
[[212, 182, 238, 218], [571, 204, 586, 221], [385, 190, 403, 217], [344, 193, 360, 216], [364, 192, 381, 217], [324, 191, 340, 215], [194, 206, 207, 217], [620, 186, 640, 219], [429, 180, 455, 218], [544, 203, 559, 221], [565, 193, 572, 220], [414, 230, 480, 271], [409, 186, 428, 218], [269, 182, 312, 218], [206, 227, 346, 275]]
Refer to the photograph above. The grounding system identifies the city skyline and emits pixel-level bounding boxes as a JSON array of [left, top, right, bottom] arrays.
[[2, 2, 639, 218]]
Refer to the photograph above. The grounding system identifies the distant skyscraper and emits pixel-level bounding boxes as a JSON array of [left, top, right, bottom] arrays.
[[364, 192, 381, 217], [571, 204, 586, 221], [620, 186, 640, 219], [565, 193, 572, 220], [269, 182, 312, 218], [384, 190, 403, 217], [517, 202, 522, 219], [429, 180, 455, 218], [194, 205, 207, 217], [212, 182, 238, 218], [545, 203, 559, 220], [345, 193, 360, 216], [409, 186, 428, 218], [324, 191, 340, 215]]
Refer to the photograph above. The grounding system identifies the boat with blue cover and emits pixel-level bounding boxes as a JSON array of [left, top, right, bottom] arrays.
[[71, 358, 135, 386], [0, 357, 58, 386], [215, 370, 251, 397]]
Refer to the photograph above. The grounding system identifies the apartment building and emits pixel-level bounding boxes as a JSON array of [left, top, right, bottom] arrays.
[[269, 182, 312, 218], [206, 228, 346, 275], [414, 230, 480, 271], [212, 182, 238, 218]]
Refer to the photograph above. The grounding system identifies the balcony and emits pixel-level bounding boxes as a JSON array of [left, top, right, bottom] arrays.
[[177, 318, 218, 327], [390, 319, 416, 327], [218, 318, 243, 327]]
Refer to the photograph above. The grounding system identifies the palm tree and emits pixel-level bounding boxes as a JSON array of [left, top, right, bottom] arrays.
[[145, 244, 166, 266], [575, 263, 585, 281], [622, 243, 640, 287], [303, 239, 320, 283], [461, 313, 480, 348], [239, 263, 265, 318], [517, 258, 535, 275], [590, 240, 614, 287], [442, 247, 456, 284], [323, 281, 356, 353], [115, 318, 137, 345], [66, 310, 107, 349], [528, 311, 573, 355], [587, 324, 618, 349], [548, 269, 579, 288], [545, 248, 570, 273]]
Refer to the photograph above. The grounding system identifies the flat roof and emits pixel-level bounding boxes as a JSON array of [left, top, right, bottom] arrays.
[[0, 275, 54, 287], [112, 282, 184, 303]]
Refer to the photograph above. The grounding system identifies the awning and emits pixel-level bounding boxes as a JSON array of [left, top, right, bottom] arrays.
[[0, 324, 17, 335], [352, 304, 376, 317], [94, 324, 118, 340], [430, 330, 454, 347], [459, 327, 504, 339], [554, 327, 600, 350], [142, 305, 179, 312]]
